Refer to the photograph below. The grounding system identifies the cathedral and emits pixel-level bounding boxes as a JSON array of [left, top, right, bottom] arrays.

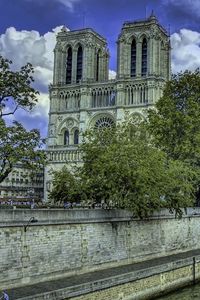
[[44, 13, 171, 198]]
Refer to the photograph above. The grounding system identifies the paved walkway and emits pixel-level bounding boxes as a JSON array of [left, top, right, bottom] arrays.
[[6, 249, 200, 300]]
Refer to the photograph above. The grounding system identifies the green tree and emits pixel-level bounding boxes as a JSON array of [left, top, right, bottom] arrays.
[[78, 119, 196, 218], [49, 166, 82, 205], [0, 56, 45, 182], [147, 69, 200, 203], [147, 69, 200, 164], [0, 56, 38, 117]]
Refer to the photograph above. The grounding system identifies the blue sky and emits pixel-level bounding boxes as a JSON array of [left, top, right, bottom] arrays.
[[0, 0, 200, 136]]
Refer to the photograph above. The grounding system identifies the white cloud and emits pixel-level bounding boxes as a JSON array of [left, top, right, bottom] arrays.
[[0, 26, 64, 136], [24, 0, 81, 11], [0, 26, 64, 84], [31, 93, 50, 119], [57, 0, 81, 11], [171, 29, 200, 73], [109, 70, 116, 80]]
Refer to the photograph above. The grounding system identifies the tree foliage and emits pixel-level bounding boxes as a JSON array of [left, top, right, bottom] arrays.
[[147, 69, 200, 164], [147, 69, 200, 203], [50, 118, 196, 218], [50, 70, 200, 216], [49, 166, 82, 204], [0, 56, 45, 183], [0, 56, 38, 117], [0, 119, 45, 183], [79, 120, 196, 217]]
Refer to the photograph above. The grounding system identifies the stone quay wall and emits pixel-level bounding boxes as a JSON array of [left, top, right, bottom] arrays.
[[1, 208, 200, 290]]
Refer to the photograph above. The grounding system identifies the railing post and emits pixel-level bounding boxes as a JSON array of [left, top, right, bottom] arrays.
[[193, 256, 196, 285]]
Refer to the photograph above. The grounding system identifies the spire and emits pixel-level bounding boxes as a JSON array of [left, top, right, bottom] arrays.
[[149, 10, 157, 21]]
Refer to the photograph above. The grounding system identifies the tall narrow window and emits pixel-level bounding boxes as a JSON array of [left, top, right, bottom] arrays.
[[131, 39, 136, 77], [74, 129, 79, 145], [64, 130, 69, 145], [76, 46, 83, 83], [142, 38, 147, 76], [66, 47, 72, 84], [96, 50, 100, 81]]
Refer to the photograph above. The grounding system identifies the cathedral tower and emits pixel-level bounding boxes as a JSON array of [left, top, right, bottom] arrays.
[[117, 13, 170, 80]]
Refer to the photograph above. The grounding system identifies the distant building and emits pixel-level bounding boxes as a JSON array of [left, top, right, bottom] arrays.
[[0, 163, 44, 203], [45, 13, 171, 198]]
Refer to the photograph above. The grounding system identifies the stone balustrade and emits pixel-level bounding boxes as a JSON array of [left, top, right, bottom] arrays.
[[47, 148, 82, 162]]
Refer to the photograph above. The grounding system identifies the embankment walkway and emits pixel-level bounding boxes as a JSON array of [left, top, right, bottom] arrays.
[[7, 248, 200, 300]]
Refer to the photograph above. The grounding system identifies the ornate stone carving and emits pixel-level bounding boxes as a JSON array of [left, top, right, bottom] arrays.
[[66, 119, 74, 128], [49, 124, 55, 136], [87, 111, 92, 116], [149, 25, 162, 40], [85, 40, 95, 48], [54, 41, 62, 51]]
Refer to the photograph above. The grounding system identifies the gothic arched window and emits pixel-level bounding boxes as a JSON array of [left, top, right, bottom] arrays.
[[141, 38, 147, 76], [76, 46, 83, 83], [96, 50, 100, 81], [131, 39, 136, 77], [74, 129, 79, 144], [64, 130, 69, 145], [66, 47, 72, 84]]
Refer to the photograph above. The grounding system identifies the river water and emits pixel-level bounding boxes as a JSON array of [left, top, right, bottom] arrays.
[[157, 283, 200, 299]]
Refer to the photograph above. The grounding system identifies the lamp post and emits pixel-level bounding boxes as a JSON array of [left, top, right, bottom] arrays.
[[24, 217, 38, 232]]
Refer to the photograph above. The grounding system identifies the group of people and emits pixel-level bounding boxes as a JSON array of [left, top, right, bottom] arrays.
[[0, 291, 9, 300]]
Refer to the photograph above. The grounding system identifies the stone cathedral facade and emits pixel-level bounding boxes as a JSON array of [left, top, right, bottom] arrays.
[[45, 14, 171, 198]]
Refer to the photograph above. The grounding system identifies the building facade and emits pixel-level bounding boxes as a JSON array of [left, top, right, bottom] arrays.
[[45, 13, 171, 198], [0, 163, 44, 203]]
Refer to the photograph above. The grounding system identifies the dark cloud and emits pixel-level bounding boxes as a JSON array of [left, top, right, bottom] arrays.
[[161, 0, 200, 33], [0, 0, 75, 34]]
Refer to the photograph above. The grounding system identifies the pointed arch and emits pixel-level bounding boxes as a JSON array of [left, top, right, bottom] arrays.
[[66, 47, 72, 84], [131, 38, 136, 77], [141, 38, 148, 76], [160, 40, 165, 77], [64, 130, 69, 145], [96, 49, 100, 82], [89, 113, 115, 129], [76, 45, 83, 83], [74, 129, 79, 145]]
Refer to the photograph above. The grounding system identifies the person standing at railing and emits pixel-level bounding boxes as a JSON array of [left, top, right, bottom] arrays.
[[0, 291, 9, 300]]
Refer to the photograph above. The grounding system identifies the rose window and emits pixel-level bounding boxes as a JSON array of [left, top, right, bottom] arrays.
[[95, 116, 115, 129]]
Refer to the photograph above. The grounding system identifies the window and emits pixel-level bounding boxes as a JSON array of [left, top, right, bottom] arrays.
[[131, 39, 136, 77], [66, 47, 72, 84], [76, 46, 83, 83], [95, 116, 115, 129], [74, 129, 79, 144], [142, 38, 147, 76], [96, 50, 100, 81], [64, 130, 69, 145]]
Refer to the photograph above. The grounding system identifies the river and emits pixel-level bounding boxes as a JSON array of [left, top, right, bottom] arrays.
[[157, 283, 200, 299]]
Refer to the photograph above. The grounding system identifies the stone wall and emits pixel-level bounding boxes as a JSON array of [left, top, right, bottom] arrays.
[[69, 263, 200, 300], [1, 208, 200, 290]]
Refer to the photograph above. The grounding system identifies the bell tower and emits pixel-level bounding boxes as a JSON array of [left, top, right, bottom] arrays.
[[117, 13, 171, 80], [53, 27, 109, 85]]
